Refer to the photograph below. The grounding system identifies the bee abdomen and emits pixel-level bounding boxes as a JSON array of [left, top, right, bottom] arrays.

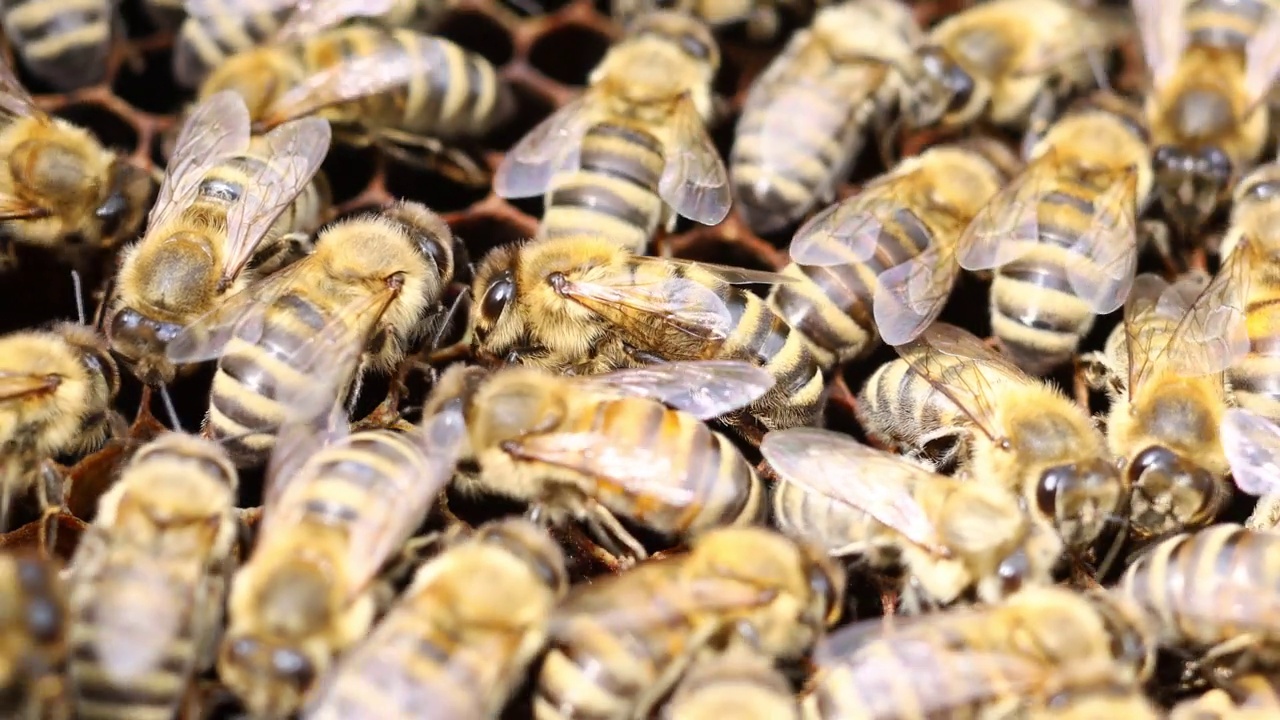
[[990, 252, 1094, 376], [1229, 304, 1280, 420], [1186, 0, 1271, 49], [768, 262, 876, 369], [722, 289, 825, 429], [399, 31, 506, 138], [173, 0, 290, 87], [535, 633, 651, 720], [2, 0, 110, 89]]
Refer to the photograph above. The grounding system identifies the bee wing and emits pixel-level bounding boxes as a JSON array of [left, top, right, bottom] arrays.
[[218, 117, 332, 285], [0, 372, 60, 401], [263, 400, 350, 512], [895, 323, 1027, 443], [955, 163, 1048, 272], [0, 57, 43, 120], [493, 97, 592, 199], [789, 193, 903, 268], [550, 576, 778, 640], [1061, 168, 1140, 315], [1220, 408, 1280, 496], [149, 91, 253, 230], [1161, 242, 1254, 379], [166, 260, 310, 364], [557, 266, 736, 343], [761, 427, 950, 556], [874, 240, 960, 346], [658, 95, 731, 226], [272, 0, 399, 43], [1132, 0, 1186, 91], [1123, 272, 1175, 392], [577, 360, 775, 419], [1244, 7, 1280, 106]]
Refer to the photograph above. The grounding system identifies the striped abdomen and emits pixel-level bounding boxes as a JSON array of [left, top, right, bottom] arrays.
[[988, 183, 1105, 376], [1228, 295, 1280, 421], [859, 356, 974, 451], [173, 0, 294, 88], [195, 152, 329, 246], [558, 398, 763, 537], [1, 0, 110, 90], [768, 207, 935, 369], [539, 122, 666, 254], [1120, 524, 1280, 651], [772, 478, 885, 558], [1185, 0, 1272, 49]]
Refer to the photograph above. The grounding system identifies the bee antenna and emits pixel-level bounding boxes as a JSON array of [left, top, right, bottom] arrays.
[[158, 383, 183, 432], [70, 269, 86, 326], [430, 288, 471, 351]]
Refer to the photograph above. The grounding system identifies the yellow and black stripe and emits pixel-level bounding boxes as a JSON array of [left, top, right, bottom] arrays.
[[1, 0, 111, 90]]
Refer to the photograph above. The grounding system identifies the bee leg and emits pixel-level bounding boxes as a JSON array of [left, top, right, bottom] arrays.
[[1182, 634, 1262, 684], [1246, 492, 1280, 531], [584, 501, 648, 566], [36, 460, 64, 558]]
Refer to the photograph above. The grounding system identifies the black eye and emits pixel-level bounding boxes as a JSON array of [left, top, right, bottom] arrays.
[[808, 563, 841, 625], [1036, 465, 1072, 516], [94, 191, 127, 238], [1202, 148, 1232, 181], [1153, 145, 1178, 171], [945, 65, 974, 111], [1245, 179, 1280, 201], [677, 32, 711, 61], [480, 271, 514, 322], [272, 648, 315, 688]]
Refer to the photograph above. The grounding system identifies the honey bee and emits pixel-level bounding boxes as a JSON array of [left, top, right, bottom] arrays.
[[1084, 272, 1234, 541], [108, 90, 332, 387], [660, 643, 799, 720], [762, 427, 1063, 609], [1027, 685, 1161, 720], [1170, 674, 1280, 720], [433, 360, 771, 561], [729, 0, 917, 234], [0, 0, 112, 91], [0, 58, 153, 266], [66, 433, 239, 720], [612, 0, 818, 41], [859, 322, 1123, 552], [901, 0, 1126, 133], [0, 322, 119, 533], [165, 200, 454, 467], [768, 137, 1016, 369], [495, 11, 728, 255], [1119, 524, 1280, 671], [955, 92, 1151, 375], [302, 518, 567, 720], [536, 526, 843, 720], [470, 235, 826, 436], [1134, 0, 1280, 235], [804, 586, 1155, 719], [0, 552, 68, 720], [218, 405, 466, 718]]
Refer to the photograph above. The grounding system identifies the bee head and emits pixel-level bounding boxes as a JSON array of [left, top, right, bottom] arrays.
[[219, 634, 317, 718], [1126, 445, 1225, 539], [106, 306, 183, 385], [1035, 457, 1125, 549], [1152, 144, 1232, 234], [903, 46, 978, 129]]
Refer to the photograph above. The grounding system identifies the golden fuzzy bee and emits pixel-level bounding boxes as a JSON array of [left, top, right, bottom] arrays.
[[108, 90, 332, 388], [1084, 272, 1234, 541], [660, 643, 800, 720], [429, 360, 771, 561], [768, 137, 1015, 369], [1134, 0, 1280, 234], [0, 0, 112, 91], [66, 433, 239, 720], [0, 59, 153, 267], [901, 0, 1126, 133], [804, 586, 1156, 720], [729, 0, 918, 234], [495, 11, 728, 255], [1170, 674, 1280, 720], [218, 406, 466, 718], [536, 526, 843, 720], [761, 427, 1062, 609], [470, 235, 826, 437], [955, 92, 1151, 376], [612, 0, 818, 41], [1119, 524, 1280, 669], [0, 552, 68, 720], [302, 518, 567, 720], [165, 200, 454, 467], [859, 322, 1123, 552]]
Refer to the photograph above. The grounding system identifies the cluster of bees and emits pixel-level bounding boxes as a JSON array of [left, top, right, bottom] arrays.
[[9, 0, 1280, 717]]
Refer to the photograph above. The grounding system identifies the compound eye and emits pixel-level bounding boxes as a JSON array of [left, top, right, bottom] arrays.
[[1036, 465, 1073, 516], [1202, 147, 1232, 181], [479, 272, 514, 322], [271, 648, 315, 689], [945, 65, 974, 111], [807, 563, 841, 625], [1153, 145, 1178, 172], [677, 31, 712, 61]]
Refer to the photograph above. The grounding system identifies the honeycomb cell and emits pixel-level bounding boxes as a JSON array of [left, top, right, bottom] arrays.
[[55, 103, 140, 154], [528, 22, 611, 86], [384, 157, 490, 214], [486, 80, 556, 151], [448, 211, 535, 261], [112, 47, 187, 116], [435, 9, 516, 68], [321, 145, 381, 206]]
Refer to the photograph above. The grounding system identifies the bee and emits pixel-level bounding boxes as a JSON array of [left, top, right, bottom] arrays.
[[0, 59, 153, 266], [660, 643, 800, 720], [612, 0, 818, 41], [804, 586, 1156, 719], [0, 322, 119, 533], [1170, 674, 1280, 720], [0, 0, 112, 91], [1027, 685, 1161, 720], [494, 11, 728, 255], [302, 518, 568, 720], [729, 0, 918, 235], [536, 526, 844, 720], [1134, 0, 1280, 235], [433, 360, 771, 561], [762, 426, 1063, 609], [953, 92, 1151, 376], [768, 137, 1016, 369], [859, 322, 1123, 552], [1084, 272, 1234, 541], [901, 0, 1126, 134], [164, 199, 455, 467], [1120, 524, 1280, 670], [218, 405, 466, 718], [108, 90, 332, 388], [470, 235, 826, 436], [66, 433, 239, 720], [0, 552, 68, 720]]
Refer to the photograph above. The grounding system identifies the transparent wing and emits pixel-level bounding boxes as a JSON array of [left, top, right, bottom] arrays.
[[1221, 408, 1280, 496], [263, 400, 350, 512], [1245, 7, 1280, 105], [894, 323, 1028, 442], [218, 117, 332, 285], [166, 261, 311, 364], [1122, 272, 1174, 393], [578, 360, 775, 419], [1132, 0, 1186, 91], [789, 194, 902, 268], [1062, 168, 1139, 315], [955, 163, 1047, 272], [149, 91, 253, 231], [0, 57, 43, 120], [874, 241, 960, 346], [493, 97, 592, 199], [658, 95, 731, 226], [1163, 244, 1253, 379], [0, 372, 60, 401], [550, 576, 778, 639], [761, 427, 949, 555], [272, 0, 398, 43]]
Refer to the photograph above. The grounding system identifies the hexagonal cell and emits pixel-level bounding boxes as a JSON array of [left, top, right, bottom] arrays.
[[113, 46, 187, 116], [383, 156, 490, 214], [321, 145, 380, 206], [528, 22, 611, 86], [56, 103, 141, 155], [450, 211, 534, 261], [435, 9, 515, 68]]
